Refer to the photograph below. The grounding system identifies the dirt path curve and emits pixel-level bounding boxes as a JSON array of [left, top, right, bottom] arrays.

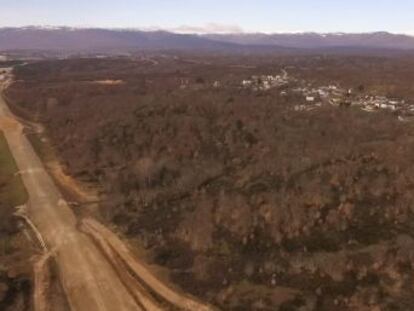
[[0, 81, 141, 311], [81, 219, 216, 311], [1, 71, 218, 311]]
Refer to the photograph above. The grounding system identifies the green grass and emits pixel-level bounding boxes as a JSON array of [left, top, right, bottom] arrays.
[[0, 131, 28, 208]]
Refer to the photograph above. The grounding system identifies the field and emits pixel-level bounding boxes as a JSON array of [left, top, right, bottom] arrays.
[[6, 53, 414, 310]]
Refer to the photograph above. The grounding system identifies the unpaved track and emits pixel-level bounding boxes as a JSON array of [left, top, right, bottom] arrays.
[[33, 253, 52, 311], [82, 219, 216, 311], [1, 76, 218, 311], [0, 84, 141, 310]]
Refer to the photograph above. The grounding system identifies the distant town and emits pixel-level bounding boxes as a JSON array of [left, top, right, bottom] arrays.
[[239, 70, 414, 121], [176, 66, 414, 122]]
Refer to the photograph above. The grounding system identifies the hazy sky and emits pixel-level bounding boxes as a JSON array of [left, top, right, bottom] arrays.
[[1, 0, 414, 34]]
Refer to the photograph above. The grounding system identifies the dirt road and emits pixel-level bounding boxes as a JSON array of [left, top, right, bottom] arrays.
[[1, 80, 141, 310], [81, 218, 215, 311], [0, 73, 216, 311]]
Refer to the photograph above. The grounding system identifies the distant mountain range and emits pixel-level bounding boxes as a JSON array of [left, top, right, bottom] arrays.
[[0, 27, 239, 52], [1, 27, 414, 53], [204, 32, 414, 50]]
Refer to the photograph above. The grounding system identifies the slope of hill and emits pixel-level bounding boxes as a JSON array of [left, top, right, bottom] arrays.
[[6, 55, 414, 310], [0, 27, 241, 52], [1, 27, 414, 53], [206, 32, 414, 50]]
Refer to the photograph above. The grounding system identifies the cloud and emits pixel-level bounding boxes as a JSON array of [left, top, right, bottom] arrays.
[[170, 23, 244, 34]]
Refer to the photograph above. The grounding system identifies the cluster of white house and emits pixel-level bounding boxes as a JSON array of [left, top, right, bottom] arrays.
[[291, 84, 343, 102], [290, 82, 414, 120], [288, 84, 345, 111], [181, 68, 414, 120], [241, 73, 290, 91], [354, 96, 404, 112]]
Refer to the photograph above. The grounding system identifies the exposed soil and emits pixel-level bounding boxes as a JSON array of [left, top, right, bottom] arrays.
[[6, 54, 414, 310], [1, 130, 71, 311]]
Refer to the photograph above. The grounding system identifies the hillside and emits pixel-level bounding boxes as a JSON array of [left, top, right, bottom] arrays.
[[0, 27, 241, 52], [1, 27, 414, 53], [206, 32, 414, 50], [6, 55, 414, 310]]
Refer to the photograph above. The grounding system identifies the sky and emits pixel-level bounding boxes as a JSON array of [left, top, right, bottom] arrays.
[[0, 0, 414, 34]]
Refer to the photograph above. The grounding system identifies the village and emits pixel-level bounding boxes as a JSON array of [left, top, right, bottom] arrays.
[[177, 68, 414, 121], [239, 69, 414, 121], [241, 69, 290, 91]]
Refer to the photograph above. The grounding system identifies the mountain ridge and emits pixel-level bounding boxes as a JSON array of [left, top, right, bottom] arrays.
[[1, 27, 414, 52], [204, 31, 414, 49]]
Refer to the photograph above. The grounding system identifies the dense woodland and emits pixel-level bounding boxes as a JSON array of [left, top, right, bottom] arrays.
[[6, 54, 414, 310]]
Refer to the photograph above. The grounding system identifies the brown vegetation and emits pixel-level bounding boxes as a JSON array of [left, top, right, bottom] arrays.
[[6, 54, 414, 310], [0, 132, 32, 311]]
